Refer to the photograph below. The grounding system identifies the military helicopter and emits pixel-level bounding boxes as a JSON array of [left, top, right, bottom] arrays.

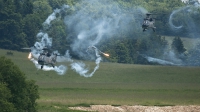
[[37, 47, 60, 69], [22, 46, 60, 69], [142, 13, 156, 32]]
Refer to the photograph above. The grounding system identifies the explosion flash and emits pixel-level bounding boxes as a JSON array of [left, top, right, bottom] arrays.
[[102, 53, 109, 57], [28, 52, 32, 59], [87, 46, 109, 57]]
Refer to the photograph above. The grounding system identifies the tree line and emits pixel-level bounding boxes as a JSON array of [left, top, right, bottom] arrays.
[[0, 0, 78, 50], [0, 0, 200, 65]]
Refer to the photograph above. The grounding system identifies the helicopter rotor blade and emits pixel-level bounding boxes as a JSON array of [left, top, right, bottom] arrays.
[[21, 48, 31, 50]]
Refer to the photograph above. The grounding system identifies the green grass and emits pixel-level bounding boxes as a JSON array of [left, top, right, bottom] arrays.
[[1, 49, 200, 111]]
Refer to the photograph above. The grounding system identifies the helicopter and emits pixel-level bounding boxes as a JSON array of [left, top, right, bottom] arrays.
[[22, 46, 60, 69], [37, 47, 60, 69], [142, 13, 156, 32]]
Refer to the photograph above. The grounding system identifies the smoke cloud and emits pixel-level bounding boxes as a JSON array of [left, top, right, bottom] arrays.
[[145, 56, 176, 65], [145, 51, 183, 66], [63, 0, 147, 77], [30, 0, 200, 76], [169, 7, 186, 30], [29, 5, 70, 75], [64, 0, 145, 59], [181, 0, 200, 4], [169, 0, 200, 37], [71, 46, 102, 77], [30, 2, 109, 77], [29, 58, 67, 75], [61, 0, 146, 77]]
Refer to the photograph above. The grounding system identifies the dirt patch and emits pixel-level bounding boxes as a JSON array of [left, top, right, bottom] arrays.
[[69, 105, 200, 112]]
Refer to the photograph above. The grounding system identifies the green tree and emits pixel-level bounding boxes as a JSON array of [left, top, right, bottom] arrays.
[[171, 36, 186, 54], [0, 56, 39, 112], [0, 0, 36, 50], [48, 0, 67, 9], [14, 0, 33, 16], [138, 39, 149, 53], [115, 43, 130, 63], [33, 0, 52, 20], [0, 83, 16, 112], [23, 14, 42, 47], [48, 20, 68, 54], [187, 43, 200, 66]]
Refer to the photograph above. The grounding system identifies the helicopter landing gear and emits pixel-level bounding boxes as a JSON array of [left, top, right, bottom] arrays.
[[41, 65, 43, 69], [51, 64, 55, 68], [143, 28, 147, 32]]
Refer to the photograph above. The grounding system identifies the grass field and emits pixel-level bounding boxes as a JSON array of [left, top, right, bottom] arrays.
[[1, 49, 200, 112]]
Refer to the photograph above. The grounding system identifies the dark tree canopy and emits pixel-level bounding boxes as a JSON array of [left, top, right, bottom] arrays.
[[171, 37, 186, 54], [0, 56, 39, 112]]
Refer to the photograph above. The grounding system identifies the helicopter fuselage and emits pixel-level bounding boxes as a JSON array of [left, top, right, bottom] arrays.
[[38, 53, 57, 69], [142, 19, 156, 32], [142, 13, 157, 32]]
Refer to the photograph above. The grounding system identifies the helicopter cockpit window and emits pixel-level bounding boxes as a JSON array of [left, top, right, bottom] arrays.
[[143, 20, 148, 24]]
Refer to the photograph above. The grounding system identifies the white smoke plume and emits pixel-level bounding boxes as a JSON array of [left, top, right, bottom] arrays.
[[30, 0, 200, 76], [181, 0, 200, 5], [169, 0, 200, 37], [71, 46, 102, 77], [169, 7, 186, 30], [181, 0, 188, 3], [60, 0, 146, 77], [43, 4, 69, 28], [30, 3, 107, 76], [56, 50, 73, 63], [44, 9, 60, 25], [144, 50, 183, 66], [29, 58, 67, 75], [64, 0, 145, 59], [164, 51, 183, 64], [145, 56, 176, 65], [29, 5, 70, 75], [32, 0, 197, 76], [165, 0, 200, 66], [140, 52, 182, 66]]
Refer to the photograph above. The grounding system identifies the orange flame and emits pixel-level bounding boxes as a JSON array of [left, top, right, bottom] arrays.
[[28, 52, 32, 59], [103, 53, 109, 57]]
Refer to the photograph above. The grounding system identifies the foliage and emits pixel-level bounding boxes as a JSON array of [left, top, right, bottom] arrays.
[[0, 56, 39, 112], [48, 20, 68, 54], [100, 34, 169, 64], [0, 83, 16, 112], [187, 43, 200, 66], [0, 0, 197, 65], [23, 14, 43, 47], [33, 0, 52, 20], [171, 36, 186, 54], [0, 0, 41, 50]]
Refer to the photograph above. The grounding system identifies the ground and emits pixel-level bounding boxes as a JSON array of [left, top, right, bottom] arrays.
[[69, 105, 200, 112]]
